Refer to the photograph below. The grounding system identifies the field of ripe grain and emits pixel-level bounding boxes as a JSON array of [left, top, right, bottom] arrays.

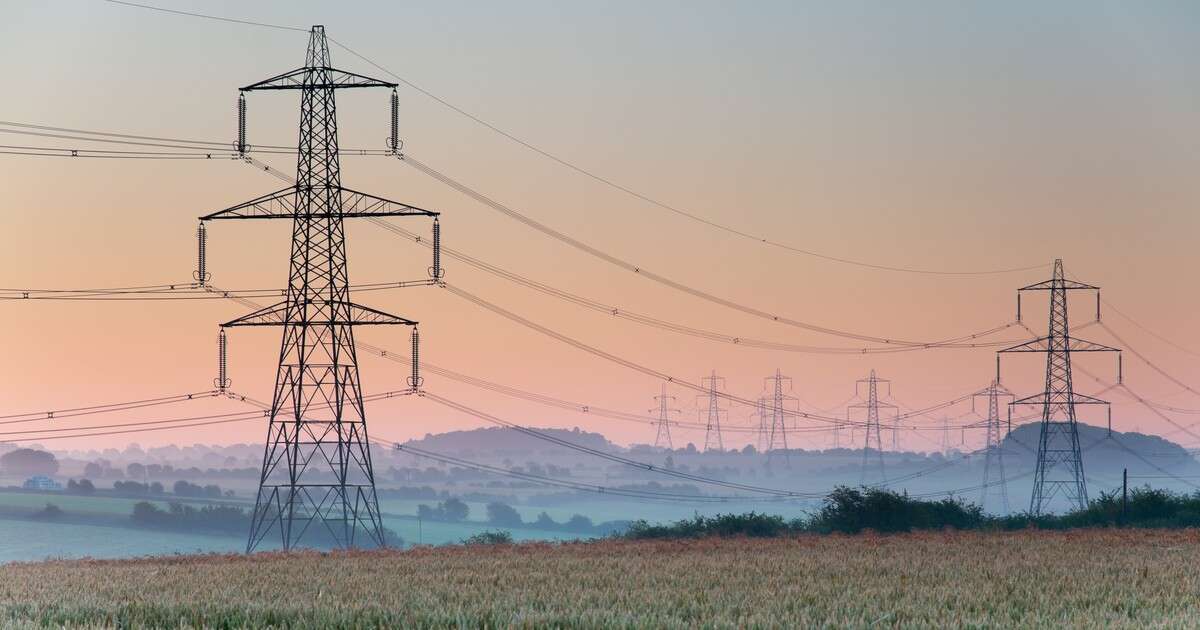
[[1, 529, 1198, 628]]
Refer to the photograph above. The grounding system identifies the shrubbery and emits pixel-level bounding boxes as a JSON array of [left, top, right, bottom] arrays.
[[462, 530, 514, 545], [32, 503, 63, 520], [620, 485, 1200, 541], [625, 512, 792, 539], [417, 498, 470, 522], [807, 487, 986, 534]]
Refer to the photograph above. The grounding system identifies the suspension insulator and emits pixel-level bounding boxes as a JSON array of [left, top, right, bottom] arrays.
[[389, 88, 400, 154], [193, 222, 210, 285], [407, 327, 423, 390], [428, 218, 444, 279], [215, 328, 231, 391], [236, 92, 247, 155]]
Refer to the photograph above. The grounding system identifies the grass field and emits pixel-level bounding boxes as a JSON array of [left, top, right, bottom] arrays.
[[2, 529, 1198, 627]]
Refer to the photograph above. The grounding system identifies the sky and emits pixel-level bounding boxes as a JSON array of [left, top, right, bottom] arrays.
[[2, 0, 1200, 451]]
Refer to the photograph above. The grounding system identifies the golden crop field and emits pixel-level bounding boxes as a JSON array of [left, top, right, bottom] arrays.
[[2, 529, 1199, 628]]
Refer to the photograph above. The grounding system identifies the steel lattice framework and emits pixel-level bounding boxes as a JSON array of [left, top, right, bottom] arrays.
[[977, 380, 1013, 513], [699, 371, 727, 452], [203, 26, 438, 552], [848, 370, 896, 485], [651, 384, 678, 450], [754, 397, 770, 454], [999, 259, 1119, 514], [764, 369, 796, 469]]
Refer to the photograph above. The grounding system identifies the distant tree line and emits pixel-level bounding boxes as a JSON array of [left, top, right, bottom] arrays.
[[1, 449, 59, 476], [63, 478, 233, 499], [620, 486, 1200, 540], [129, 501, 403, 546], [83, 460, 259, 481], [413, 498, 627, 536]]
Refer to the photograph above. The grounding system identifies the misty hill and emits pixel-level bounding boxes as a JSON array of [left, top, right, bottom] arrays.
[[402, 426, 618, 457], [1002, 422, 1197, 477]]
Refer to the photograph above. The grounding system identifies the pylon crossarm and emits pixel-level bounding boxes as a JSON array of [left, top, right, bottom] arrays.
[[1010, 392, 1111, 407], [999, 337, 1051, 353], [201, 186, 437, 220], [341, 186, 438, 218], [223, 300, 417, 327], [1065, 338, 1120, 353], [1066, 393, 1112, 406], [1019, 278, 1098, 292], [241, 66, 397, 91], [222, 302, 288, 327], [1000, 335, 1118, 354]]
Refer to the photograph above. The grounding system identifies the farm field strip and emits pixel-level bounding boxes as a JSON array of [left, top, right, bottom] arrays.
[[3, 530, 1199, 627]]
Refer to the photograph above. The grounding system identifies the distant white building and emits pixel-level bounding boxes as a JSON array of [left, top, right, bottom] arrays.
[[23, 476, 61, 491]]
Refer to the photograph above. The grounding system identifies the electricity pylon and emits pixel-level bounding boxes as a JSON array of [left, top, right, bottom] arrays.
[[998, 259, 1120, 514], [847, 370, 897, 485], [754, 397, 770, 453], [764, 369, 797, 469], [698, 371, 727, 452], [651, 384, 679, 449], [974, 380, 1013, 514], [202, 26, 439, 552]]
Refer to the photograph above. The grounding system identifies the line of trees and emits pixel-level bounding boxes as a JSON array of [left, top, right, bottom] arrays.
[[416, 498, 470, 522], [62, 478, 232, 499], [621, 486, 1200, 540]]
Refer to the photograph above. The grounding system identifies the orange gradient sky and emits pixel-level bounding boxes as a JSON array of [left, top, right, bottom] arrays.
[[1, 1, 1199, 451]]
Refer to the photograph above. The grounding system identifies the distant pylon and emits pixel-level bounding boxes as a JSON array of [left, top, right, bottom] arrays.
[[699, 371, 727, 452], [940, 417, 951, 456], [999, 259, 1120, 514], [764, 369, 796, 469], [651, 384, 679, 449], [847, 370, 896, 485], [754, 397, 770, 453], [976, 380, 1013, 514]]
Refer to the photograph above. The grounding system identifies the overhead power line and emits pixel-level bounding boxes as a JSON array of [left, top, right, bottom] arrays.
[[0, 391, 219, 422], [385, 440, 789, 503], [400, 153, 1031, 346], [0, 115, 1036, 346], [442, 280, 988, 427], [373, 218, 1027, 355], [0, 279, 436, 302], [102, 0, 1044, 276]]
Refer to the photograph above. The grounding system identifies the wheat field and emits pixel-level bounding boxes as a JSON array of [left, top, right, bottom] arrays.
[[1, 529, 1198, 628]]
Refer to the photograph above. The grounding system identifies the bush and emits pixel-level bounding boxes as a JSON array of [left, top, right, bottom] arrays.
[[462, 530, 513, 545], [66, 479, 96, 495], [533, 511, 559, 529], [416, 498, 471, 522], [32, 503, 63, 520], [564, 514, 595, 533], [486, 502, 524, 528], [1, 449, 59, 476], [624, 513, 789, 540], [999, 487, 1200, 531], [807, 487, 986, 534], [442, 498, 469, 522], [114, 481, 150, 495]]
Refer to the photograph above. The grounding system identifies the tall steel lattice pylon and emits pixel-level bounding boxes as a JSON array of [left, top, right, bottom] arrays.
[[976, 380, 1013, 514], [847, 370, 896, 485], [651, 384, 678, 450], [699, 371, 727, 452], [763, 369, 796, 469], [202, 26, 439, 552], [998, 259, 1120, 514]]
